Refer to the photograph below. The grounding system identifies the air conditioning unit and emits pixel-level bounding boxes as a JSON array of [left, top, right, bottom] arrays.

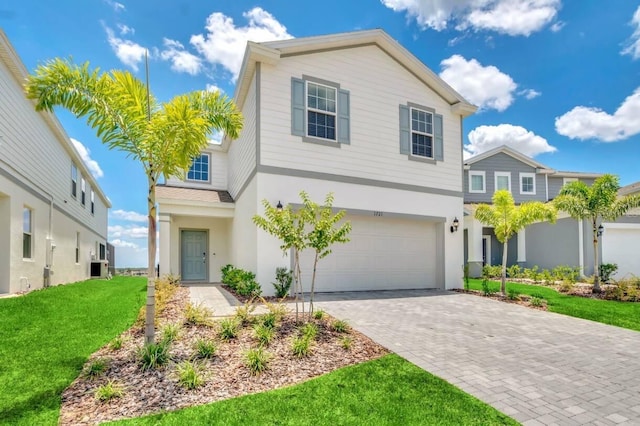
[[90, 260, 109, 278]]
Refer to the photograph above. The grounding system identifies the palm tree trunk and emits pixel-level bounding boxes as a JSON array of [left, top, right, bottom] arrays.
[[309, 251, 319, 320], [501, 240, 508, 295], [592, 219, 601, 293], [145, 178, 157, 345]]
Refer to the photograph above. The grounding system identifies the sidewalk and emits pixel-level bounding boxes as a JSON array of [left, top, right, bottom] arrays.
[[186, 283, 268, 317]]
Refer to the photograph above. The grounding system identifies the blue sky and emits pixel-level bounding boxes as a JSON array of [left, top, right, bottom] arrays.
[[2, 0, 640, 267]]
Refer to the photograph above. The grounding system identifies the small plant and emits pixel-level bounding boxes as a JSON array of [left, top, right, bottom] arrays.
[[482, 265, 501, 279], [138, 341, 170, 371], [245, 347, 271, 375], [108, 336, 124, 351], [599, 263, 618, 283], [161, 323, 181, 343], [481, 279, 493, 296], [176, 360, 205, 389], [300, 322, 319, 340], [292, 336, 312, 358], [258, 312, 277, 329], [506, 264, 521, 279], [530, 296, 545, 307], [272, 267, 293, 298], [185, 302, 214, 327], [262, 299, 289, 321], [254, 323, 276, 347], [221, 265, 262, 297], [340, 336, 353, 350], [234, 301, 256, 326], [194, 338, 217, 359], [332, 319, 350, 333], [95, 380, 124, 402], [219, 318, 240, 340], [541, 269, 554, 286], [84, 358, 108, 378], [558, 280, 574, 293], [552, 265, 580, 284], [313, 309, 325, 320], [507, 288, 520, 301]]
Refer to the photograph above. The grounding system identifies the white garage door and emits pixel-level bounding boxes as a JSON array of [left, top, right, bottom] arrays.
[[602, 226, 640, 278], [298, 215, 440, 292]]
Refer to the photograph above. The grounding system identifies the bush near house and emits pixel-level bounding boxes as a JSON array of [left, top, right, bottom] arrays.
[[220, 264, 262, 297]]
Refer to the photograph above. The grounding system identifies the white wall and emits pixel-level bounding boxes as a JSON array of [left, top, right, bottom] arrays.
[[228, 72, 257, 199], [259, 45, 463, 192], [229, 176, 258, 275]]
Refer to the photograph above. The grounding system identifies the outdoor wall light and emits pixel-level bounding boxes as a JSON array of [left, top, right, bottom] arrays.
[[276, 201, 283, 211], [450, 217, 460, 233], [597, 224, 604, 237]]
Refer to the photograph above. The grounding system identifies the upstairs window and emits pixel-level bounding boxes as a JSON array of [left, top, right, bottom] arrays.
[[99, 243, 106, 260], [81, 177, 86, 206], [23, 207, 33, 259], [469, 171, 486, 193], [71, 164, 78, 198], [520, 173, 536, 195], [410, 108, 433, 158], [75, 232, 80, 263], [399, 103, 443, 162], [187, 153, 210, 182], [90, 189, 95, 214], [495, 172, 511, 192], [307, 82, 336, 140]]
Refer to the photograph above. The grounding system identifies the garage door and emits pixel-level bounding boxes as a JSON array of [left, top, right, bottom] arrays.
[[297, 215, 440, 292], [602, 226, 640, 278]]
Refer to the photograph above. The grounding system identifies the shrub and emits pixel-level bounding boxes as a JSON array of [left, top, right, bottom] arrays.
[[599, 263, 618, 283], [340, 336, 353, 351], [194, 339, 217, 359], [552, 265, 580, 284], [332, 319, 350, 333], [313, 309, 325, 320], [522, 266, 539, 281], [257, 312, 277, 329], [558, 280, 574, 293], [108, 336, 124, 351], [138, 341, 170, 371], [135, 275, 179, 326], [161, 323, 181, 344], [254, 324, 276, 347], [245, 347, 271, 375], [300, 322, 319, 340], [234, 302, 256, 326], [176, 361, 205, 390], [292, 336, 312, 358], [604, 278, 640, 301], [541, 269, 554, 285], [83, 358, 108, 378], [482, 265, 501, 279], [507, 288, 520, 301], [95, 380, 124, 402], [219, 318, 240, 340], [221, 265, 262, 297], [506, 264, 521, 279], [185, 303, 214, 327], [272, 267, 293, 298], [530, 296, 545, 307], [261, 299, 289, 322], [481, 279, 494, 296]]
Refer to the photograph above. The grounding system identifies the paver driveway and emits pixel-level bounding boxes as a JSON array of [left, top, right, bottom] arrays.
[[314, 290, 640, 426]]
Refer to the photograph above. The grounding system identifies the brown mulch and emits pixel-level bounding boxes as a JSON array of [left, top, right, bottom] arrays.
[[59, 287, 388, 425]]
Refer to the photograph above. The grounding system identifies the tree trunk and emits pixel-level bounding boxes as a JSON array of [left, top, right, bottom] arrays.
[[592, 219, 601, 293], [501, 240, 508, 295], [309, 251, 319, 320], [145, 177, 157, 345], [293, 248, 305, 322]]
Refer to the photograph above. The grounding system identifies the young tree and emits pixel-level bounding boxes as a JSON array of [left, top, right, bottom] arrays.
[[475, 190, 556, 295], [553, 174, 640, 292], [25, 58, 243, 344]]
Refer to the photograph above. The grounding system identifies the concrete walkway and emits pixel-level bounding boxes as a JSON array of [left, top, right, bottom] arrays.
[[187, 283, 267, 317], [313, 290, 640, 426]]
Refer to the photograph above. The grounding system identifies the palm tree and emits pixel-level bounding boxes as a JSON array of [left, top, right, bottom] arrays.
[[475, 190, 556, 295], [25, 58, 243, 344], [553, 174, 640, 292]]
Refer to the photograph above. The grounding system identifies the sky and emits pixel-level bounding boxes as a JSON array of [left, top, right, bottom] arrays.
[[2, 0, 640, 267]]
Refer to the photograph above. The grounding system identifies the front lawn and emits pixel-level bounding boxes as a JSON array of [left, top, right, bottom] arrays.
[[0, 277, 146, 425], [468, 279, 640, 331], [112, 354, 517, 426]]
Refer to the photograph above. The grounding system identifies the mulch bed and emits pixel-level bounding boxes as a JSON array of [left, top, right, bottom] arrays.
[[59, 287, 388, 425]]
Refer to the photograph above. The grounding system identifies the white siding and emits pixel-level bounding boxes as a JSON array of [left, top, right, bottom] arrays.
[[230, 176, 258, 274], [228, 72, 257, 199], [165, 149, 228, 190], [259, 45, 463, 192]]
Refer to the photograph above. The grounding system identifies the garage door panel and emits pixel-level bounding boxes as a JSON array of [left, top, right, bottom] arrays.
[[603, 228, 640, 278], [298, 215, 440, 292]]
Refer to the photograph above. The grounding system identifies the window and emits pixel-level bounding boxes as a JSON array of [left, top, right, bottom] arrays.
[[99, 243, 106, 260], [495, 172, 511, 192], [71, 164, 78, 198], [23, 207, 32, 259], [520, 173, 536, 194], [410, 108, 434, 158], [90, 189, 95, 215], [81, 177, 86, 206], [75, 232, 80, 263], [187, 153, 210, 182], [469, 171, 486, 193], [307, 82, 336, 140]]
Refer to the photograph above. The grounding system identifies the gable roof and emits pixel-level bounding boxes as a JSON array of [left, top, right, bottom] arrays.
[[619, 181, 640, 196], [464, 145, 553, 172]]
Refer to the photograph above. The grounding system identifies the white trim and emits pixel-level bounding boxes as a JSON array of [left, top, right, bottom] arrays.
[[469, 171, 486, 193], [517, 229, 526, 262], [578, 219, 584, 276], [409, 106, 434, 159], [545, 174, 549, 201], [602, 223, 640, 229], [519, 172, 536, 195], [482, 235, 491, 266], [494, 171, 511, 193]]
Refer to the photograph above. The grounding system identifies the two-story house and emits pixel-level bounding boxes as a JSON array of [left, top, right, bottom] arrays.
[[463, 145, 640, 279], [602, 181, 640, 279], [0, 30, 111, 294], [157, 29, 477, 295]]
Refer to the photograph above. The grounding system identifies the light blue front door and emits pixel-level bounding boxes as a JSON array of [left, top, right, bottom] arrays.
[[181, 230, 207, 281]]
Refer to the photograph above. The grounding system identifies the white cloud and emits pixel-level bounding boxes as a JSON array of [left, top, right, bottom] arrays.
[[117, 24, 134, 35], [160, 38, 203, 75], [110, 209, 147, 222], [519, 88, 541, 100], [206, 83, 223, 93], [381, 0, 561, 36], [466, 124, 557, 157], [555, 87, 640, 142], [190, 7, 292, 80], [439, 55, 517, 111], [550, 20, 565, 32], [110, 239, 139, 249], [622, 5, 640, 60], [70, 138, 104, 179], [104, 0, 125, 12], [104, 26, 147, 71], [108, 225, 148, 239]]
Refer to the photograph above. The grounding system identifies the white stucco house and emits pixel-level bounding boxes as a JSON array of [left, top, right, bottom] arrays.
[[158, 29, 477, 295], [0, 30, 111, 294]]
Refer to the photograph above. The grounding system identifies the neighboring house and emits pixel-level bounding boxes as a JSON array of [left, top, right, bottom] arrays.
[[602, 181, 640, 279], [158, 29, 476, 295], [0, 30, 111, 294], [463, 145, 640, 279]]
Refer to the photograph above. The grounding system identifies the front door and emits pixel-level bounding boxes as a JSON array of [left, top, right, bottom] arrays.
[[181, 230, 207, 281]]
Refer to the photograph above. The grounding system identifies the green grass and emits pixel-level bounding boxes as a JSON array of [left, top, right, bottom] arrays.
[[469, 278, 640, 331], [111, 354, 516, 426], [0, 276, 145, 425]]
